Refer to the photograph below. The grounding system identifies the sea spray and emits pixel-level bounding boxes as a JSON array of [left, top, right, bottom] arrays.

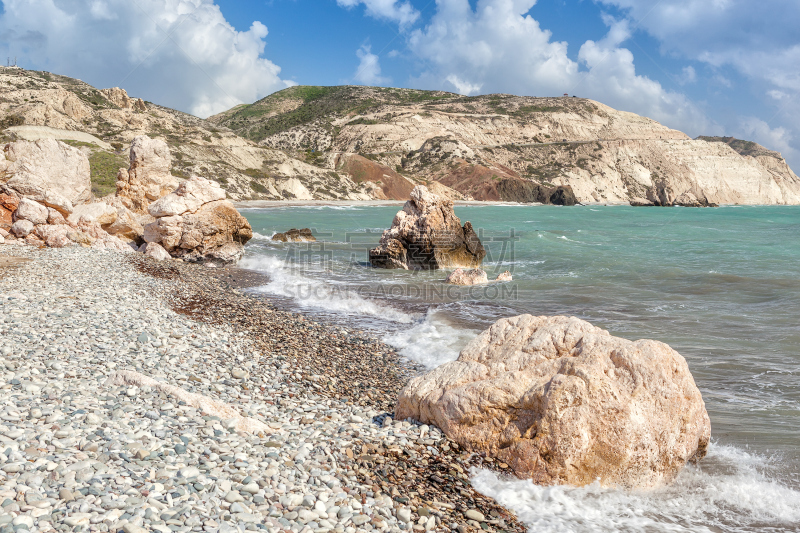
[[471, 443, 800, 533]]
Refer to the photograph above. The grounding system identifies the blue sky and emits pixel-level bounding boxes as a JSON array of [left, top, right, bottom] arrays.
[[1, 0, 799, 169]]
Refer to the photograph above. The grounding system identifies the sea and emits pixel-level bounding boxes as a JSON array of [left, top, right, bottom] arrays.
[[239, 204, 800, 533]]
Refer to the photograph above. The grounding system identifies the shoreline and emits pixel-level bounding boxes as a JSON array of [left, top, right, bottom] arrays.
[[0, 245, 525, 533]]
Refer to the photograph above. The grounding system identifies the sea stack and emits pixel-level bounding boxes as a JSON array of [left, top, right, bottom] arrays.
[[396, 315, 711, 489], [369, 185, 485, 270]]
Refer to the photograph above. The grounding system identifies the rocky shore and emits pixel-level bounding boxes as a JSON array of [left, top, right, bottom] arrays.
[[0, 246, 524, 533]]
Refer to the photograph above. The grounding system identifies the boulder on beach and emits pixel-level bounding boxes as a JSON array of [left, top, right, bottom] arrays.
[[272, 228, 316, 242], [0, 138, 91, 212], [370, 185, 485, 270], [116, 136, 179, 213], [142, 177, 253, 265], [396, 315, 711, 489]]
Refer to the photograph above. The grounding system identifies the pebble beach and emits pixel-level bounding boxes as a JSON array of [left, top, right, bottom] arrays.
[[0, 246, 523, 533]]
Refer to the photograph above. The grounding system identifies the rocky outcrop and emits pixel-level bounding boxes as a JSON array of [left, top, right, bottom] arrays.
[[396, 315, 711, 489], [116, 136, 179, 213], [370, 186, 485, 270], [497, 179, 578, 205], [99, 87, 147, 112], [0, 138, 91, 212], [142, 177, 253, 265], [272, 228, 316, 242]]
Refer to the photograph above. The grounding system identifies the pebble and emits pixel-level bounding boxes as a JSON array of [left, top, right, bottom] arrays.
[[466, 509, 486, 522]]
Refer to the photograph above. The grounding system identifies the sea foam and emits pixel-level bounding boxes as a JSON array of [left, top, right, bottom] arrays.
[[472, 443, 800, 533]]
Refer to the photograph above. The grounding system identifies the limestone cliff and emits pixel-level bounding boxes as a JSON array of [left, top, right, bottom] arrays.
[[212, 86, 800, 205]]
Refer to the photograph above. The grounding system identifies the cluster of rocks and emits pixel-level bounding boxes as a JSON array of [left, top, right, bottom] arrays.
[[0, 246, 526, 533], [0, 136, 252, 264], [369, 186, 485, 270], [630, 187, 718, 208], [396, 315, 711, 489], [443, 269, 512, 286], [271, 229, 316, 243], [495, 180, 578, 206], [0, 139, 131, 251]]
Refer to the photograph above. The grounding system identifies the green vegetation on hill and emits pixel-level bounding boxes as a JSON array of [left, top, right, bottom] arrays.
[[88, 150, 127, 197], [697, 136, 782, 159], [214, 85, 458, 142]]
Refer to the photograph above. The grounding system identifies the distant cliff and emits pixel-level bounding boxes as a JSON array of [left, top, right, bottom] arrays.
[[211, 86, 800, 205]]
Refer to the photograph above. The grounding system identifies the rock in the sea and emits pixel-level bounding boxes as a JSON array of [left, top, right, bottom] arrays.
[[116, 136, 179, 213], [1, 139, 89, 212], [14, 197, 48, 225], [396, 315, 711, 489], [497, 179, 578, 206], [495, 270, 513, 282], [370, 185, 485, 269], [272, 228, 316, 242], [445, 268, 489, 286]]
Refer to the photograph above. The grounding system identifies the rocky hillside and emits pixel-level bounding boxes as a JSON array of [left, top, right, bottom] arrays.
[[0, 67, 377, 202], [211, 85, 800, 205]]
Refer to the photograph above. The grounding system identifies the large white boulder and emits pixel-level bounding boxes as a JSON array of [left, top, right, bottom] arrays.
[[1, 139, 90, 210], [396, 315, 711, 489], [15, 198, 48, 225]]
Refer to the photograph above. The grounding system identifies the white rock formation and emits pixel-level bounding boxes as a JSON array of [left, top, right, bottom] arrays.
[[142, 177, 252, 265], [148, 177, 226, 217], [0, 139, 90, 210], [106, 370, 270, 433], [15, 198, 48, 225], [116, 136, 179, 213], [396, 315, 711, 489]]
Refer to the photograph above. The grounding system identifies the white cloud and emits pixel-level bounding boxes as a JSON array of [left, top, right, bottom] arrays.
[[336, 0, 420, 27], [406, 1, 712, 135], [89, 0, 116, 20], [678, 66, 696, 85], [0, 0, 291, 118], [596, 0, 800, 166], [445, 75, 481, 96], [354, 45, 390, 85]]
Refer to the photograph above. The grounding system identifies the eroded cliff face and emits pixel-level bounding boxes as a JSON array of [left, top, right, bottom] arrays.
[[213, 86, 800, 205]]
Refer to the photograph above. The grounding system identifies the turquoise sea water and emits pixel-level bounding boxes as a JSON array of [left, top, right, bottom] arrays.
[[240, 204, 800, 532]]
